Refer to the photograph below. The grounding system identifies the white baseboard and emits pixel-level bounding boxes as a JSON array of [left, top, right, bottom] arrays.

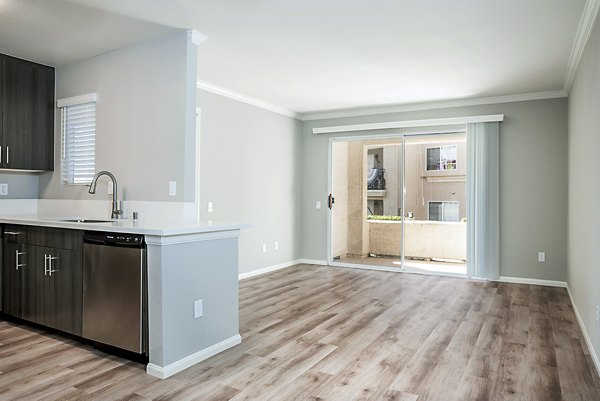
[[146, 334, 241, 379], [567, 285, 600, 378], [497, 276, 567, 288], [298, 258, 328, 266], [239, 260, 301, 280]]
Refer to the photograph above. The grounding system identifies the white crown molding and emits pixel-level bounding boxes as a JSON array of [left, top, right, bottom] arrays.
[[564, 0, 600, 93], [196, 80, 300, 120], [300, 90, 567, 121], [187, 29, 207, 46]]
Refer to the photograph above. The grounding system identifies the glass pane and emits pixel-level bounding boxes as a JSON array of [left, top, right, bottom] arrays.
[[427, 147, 440, 170], [429, 202, 442, 221], [403, 133, 467, 275], [440, 146, 457, 170], [443, 202, 459, 222]]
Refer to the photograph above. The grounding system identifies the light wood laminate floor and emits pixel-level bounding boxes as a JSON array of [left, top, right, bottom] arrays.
[[0, 264, 599, 400]]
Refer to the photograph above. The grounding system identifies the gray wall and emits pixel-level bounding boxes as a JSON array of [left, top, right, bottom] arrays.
[[38, 31, 197, 203], [197, 89, 303, 275], [568, 15, 600, 366], [0, 173, 38, 199], [302, 98, 568, 281]]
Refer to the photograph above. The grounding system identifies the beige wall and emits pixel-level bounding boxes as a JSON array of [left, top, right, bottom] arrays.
[[331, 142, 349, 258], [369, 220, 466, 260], [346, 142, 369, 257]]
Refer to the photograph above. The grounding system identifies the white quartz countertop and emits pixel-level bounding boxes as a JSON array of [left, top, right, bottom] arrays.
[[0, 214, 249, 237]]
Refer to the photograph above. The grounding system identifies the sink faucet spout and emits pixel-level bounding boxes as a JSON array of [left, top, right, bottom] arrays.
[[88, 171, 123, 219]]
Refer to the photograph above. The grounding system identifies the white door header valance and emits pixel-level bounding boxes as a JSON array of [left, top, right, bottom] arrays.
[[312, 114, 504, 135]]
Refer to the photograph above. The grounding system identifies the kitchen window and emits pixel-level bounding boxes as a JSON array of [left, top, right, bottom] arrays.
[[427, 145, 457, 171], [58, 94, 97, 185], [428, 201, 459, 222]]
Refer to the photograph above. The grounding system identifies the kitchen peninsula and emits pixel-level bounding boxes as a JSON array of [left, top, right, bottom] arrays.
[[0, 215, 245, 379]]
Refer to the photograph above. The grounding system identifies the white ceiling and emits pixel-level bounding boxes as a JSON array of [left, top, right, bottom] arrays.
[[0, 0, 175, 67], [1, 0, 590, 115]]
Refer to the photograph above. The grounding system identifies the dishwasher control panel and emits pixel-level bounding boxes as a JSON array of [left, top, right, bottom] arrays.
[[84, 231, 145, 248]]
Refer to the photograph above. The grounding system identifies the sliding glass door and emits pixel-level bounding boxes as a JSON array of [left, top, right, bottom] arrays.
[[401, 133, 467, 275], [329, 131, 467, 276]]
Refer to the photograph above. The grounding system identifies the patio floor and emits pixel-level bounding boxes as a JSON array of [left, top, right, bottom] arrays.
[[338, 256, 467, 275]]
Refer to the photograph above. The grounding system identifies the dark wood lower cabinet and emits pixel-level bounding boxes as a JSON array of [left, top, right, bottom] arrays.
[[51, 248, 83, 335], [2, 226, 83, 336], [2, 242, 24, 318]]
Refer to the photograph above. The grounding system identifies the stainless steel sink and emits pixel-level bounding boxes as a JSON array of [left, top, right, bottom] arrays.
[[53, 218, 114, 223]]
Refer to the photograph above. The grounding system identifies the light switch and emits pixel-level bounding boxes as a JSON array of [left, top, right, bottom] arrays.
[[316, 201, 321, 209], [208, 202, 213, 213], [169, 181, 177, 196], [194, 299, 203, 318], [538, 252, 546, 262]]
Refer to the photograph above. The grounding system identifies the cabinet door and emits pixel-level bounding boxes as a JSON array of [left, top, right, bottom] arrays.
[[49, 248, 83, 336], [1, 57, 54, 170], [22, 245, 51, 326], [0, 56, 3, 159], [2, 57, 34, 169], [31, 64, 55, 171], [2, 242, 25, 318]]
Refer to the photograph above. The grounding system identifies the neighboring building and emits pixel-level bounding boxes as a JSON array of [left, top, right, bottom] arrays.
[[367, 137, 466, 221]]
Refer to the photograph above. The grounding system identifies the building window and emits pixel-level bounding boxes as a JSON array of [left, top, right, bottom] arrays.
[[427, 145, 457, 171], [428, 201, 459, 222], [58, 94, 97, 185]]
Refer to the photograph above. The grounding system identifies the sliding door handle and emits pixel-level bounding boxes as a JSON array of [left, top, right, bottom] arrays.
[[6, 146, 9, 165], [328, 194, 335, 209]]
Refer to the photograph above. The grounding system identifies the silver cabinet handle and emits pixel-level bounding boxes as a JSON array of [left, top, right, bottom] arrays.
[[16, 250, 26, 270], [4, 231, 21, 235], [47, 255, 59, 276], [44, 254, 48, 276], [0, 145, 2, 164], [6, 146, 9, 165]]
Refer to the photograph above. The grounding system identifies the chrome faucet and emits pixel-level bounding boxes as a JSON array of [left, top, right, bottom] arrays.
[[88, 171, 123, 219]]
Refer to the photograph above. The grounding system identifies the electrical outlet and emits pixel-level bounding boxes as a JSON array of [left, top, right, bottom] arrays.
[[275, 241, 279, 250], [595, 305, 599, 328], [316, 201, 321, 209], [538, 252, 545, 262], [194, 299, 203, 318], [262, 243, 267, 253], [169, 181, 177, 196], [207, 202, 213, 213], [0, 183, 7, 196]]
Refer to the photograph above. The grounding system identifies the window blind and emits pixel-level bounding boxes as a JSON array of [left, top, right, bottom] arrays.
[[61, 102, 96, 185]]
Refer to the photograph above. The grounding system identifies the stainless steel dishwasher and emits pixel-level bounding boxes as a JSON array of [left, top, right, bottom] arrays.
[[83, 231, 146, 354]]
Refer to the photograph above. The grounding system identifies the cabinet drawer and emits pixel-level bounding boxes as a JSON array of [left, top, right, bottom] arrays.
[[3, 225, 83, 251]]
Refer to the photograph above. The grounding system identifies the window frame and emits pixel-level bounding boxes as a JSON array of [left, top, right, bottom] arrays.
[[426, 144, 458, 171], [58, 93, 97, 186], [427, 201, 460, 222]]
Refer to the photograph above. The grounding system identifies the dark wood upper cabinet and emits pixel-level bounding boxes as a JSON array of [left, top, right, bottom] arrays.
[[1, 54, 55, 171]]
